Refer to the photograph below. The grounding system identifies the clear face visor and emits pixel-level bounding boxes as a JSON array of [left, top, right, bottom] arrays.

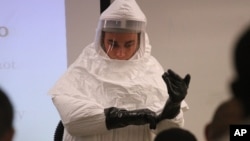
[[101, 19, 146, 33], [95, 19, 146, 60]]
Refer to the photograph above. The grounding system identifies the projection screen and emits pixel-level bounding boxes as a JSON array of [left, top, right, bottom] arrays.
[[0, 0, 67, 140]]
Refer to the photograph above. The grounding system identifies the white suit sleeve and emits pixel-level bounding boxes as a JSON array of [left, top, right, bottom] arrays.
[[49, 65, 109, 136], [52, 95, 108, 136]]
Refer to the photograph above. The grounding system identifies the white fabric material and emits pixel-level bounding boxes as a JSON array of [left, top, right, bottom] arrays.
[[49, 0, 189, 141], [100, 0, 145, 21]]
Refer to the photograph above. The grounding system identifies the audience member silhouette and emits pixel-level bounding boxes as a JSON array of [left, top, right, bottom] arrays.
[[205, 24, 250, 141], [231, 24, 250, 117], [154, 127, 197, 141], [0, 88, 14, 141]]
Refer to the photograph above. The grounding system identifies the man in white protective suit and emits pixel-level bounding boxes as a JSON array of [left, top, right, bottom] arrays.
[[49, 0, 191, 141]]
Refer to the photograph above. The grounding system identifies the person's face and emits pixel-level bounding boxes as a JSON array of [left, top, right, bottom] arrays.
[[103, 32, 139, 60]]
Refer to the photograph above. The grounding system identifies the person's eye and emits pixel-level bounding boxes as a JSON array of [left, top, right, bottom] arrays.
[[109, 43, 119, 48], [108, 41, 119, 48], [125, 42, 135, 48], [125, 44, 132, 48]]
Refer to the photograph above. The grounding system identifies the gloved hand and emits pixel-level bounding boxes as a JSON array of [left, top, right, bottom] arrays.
[[162, 69, 191, 103], [104, 107, 157, 130], [158, 69, 191, 121]]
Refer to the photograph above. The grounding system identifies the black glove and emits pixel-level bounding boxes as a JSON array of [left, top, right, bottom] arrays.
[[104, 107, 157, 130], [162, 69, 191, 103], [158, 69, 191, 120]]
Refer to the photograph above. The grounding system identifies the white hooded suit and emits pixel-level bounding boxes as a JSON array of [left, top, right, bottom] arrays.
[[49, 0, 189, 140]]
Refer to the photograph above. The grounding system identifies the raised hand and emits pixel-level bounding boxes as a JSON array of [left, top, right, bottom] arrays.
[[158, 69, 191, 120], [162, 69, 191, 103]]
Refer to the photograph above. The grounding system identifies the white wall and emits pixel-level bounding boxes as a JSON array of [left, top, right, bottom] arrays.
[[65, 0, 250, 140]]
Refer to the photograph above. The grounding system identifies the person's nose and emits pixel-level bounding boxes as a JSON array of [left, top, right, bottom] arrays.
[[116, 47, 126, 57]]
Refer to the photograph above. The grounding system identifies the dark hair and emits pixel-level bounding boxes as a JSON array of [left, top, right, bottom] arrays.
[[155, 128, 197, 141], [231, 25, 250, 116], [0, 88, 14, 137], [233, 25, 250, 79]]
